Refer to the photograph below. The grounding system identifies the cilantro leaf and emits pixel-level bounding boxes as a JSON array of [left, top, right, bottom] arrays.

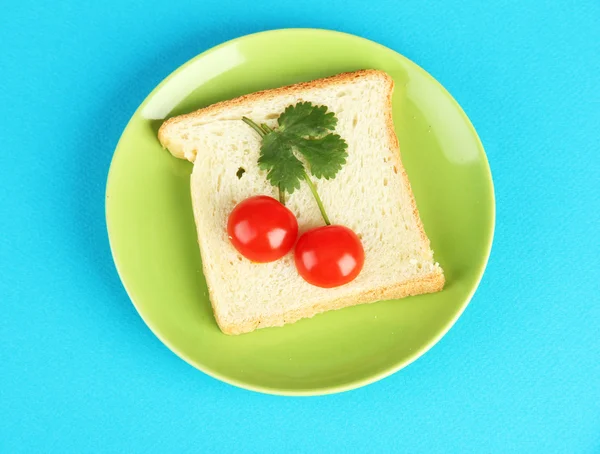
[[257, 132, 304, 194], [278, 102, 338, 138], [293, 134, 348, 179], [243, 102, 348, 196]]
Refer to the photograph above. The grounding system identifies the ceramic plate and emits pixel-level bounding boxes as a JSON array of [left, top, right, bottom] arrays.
[[106, 29, 494, 395]]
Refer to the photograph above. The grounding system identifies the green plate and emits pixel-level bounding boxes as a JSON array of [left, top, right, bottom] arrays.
[[106, 29, 494, 395]]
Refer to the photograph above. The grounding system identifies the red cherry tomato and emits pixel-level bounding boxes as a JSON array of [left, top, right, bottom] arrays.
[[227, 196, 299, 263], [294, 225, 365, 288]]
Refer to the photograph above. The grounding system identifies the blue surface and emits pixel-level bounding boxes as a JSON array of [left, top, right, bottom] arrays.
[[1, 0, 599, 452]]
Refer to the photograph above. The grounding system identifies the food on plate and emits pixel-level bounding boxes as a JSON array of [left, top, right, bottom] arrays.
[[294, 224, 364, 288], [158, 70, 444, 335], [227, 195, 298, 263], [238, 101, 363, 288]]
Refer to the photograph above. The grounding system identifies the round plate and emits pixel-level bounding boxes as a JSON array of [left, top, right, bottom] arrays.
[[106, 29, 494, 395]]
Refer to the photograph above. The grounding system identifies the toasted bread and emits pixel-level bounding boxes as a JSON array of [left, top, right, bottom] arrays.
[[158, 70, 444, 335]]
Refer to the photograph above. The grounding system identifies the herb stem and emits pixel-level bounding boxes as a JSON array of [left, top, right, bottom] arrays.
[[303, 171, 331, 226], [278, 184, 285, 205], [241, 117, 285, 204], [241, 116, 265, 137]]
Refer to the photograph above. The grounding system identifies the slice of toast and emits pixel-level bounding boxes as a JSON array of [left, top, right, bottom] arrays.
[[158, 70, 444, 335]]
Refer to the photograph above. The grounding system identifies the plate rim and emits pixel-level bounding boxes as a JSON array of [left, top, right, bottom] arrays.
[[105, 27, 496, 396]]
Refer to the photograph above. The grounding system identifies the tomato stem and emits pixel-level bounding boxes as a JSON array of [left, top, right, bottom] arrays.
[[303, 171, 331, 226]]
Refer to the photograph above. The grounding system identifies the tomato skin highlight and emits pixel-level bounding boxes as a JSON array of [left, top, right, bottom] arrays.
[[294, 225, 365, 288], [227, 196, 299, 263]]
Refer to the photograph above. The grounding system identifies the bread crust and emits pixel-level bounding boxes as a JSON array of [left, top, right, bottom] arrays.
[[217, 271, 445, 335], [161, 70, 445, 335], [159, 70, 387, 151]]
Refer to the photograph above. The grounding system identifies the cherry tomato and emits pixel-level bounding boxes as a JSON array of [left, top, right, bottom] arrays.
[[294, 225, 365, 288], [227, 195, 298, 263]]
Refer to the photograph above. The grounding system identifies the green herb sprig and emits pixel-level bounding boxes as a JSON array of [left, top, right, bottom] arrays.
[[242, 102, 348, 225]]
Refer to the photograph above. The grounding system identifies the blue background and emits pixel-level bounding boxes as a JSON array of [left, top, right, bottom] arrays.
[[1, 0, 599, 452]]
